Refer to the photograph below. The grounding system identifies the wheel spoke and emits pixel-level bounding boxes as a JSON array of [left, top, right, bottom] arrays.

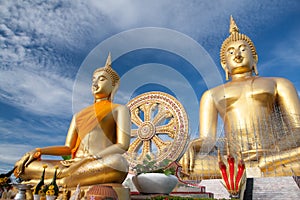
[[152, 104, 173, 125], [138, 140, 151, 160], [131, 107, 143, 127], [155, 118, 176, 138], [140, 103, 157, 122], [152, 135, 171, 154], [128, 138, 142, 154]]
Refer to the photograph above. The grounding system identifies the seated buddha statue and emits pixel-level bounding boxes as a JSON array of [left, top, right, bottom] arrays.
[[182, 16, 300, 178], [14, 53, 131, 187]]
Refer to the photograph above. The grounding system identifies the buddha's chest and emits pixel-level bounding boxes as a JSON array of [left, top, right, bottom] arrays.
[[214, 78, 277, 111], [78, 124, 116, 156]]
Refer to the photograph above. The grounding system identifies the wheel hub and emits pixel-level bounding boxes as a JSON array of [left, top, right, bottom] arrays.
[[138, 121, 155, 140]]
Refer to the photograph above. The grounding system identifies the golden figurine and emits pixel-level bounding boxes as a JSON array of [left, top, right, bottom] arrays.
[[14, 53, 131, 187], [183, 16, 300, 178]]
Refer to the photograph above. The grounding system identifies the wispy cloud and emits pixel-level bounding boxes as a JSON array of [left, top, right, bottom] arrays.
[[0, 143, 33, 164], [0, 117, 67, 144], [87, 0, 300, 63], [0, 115, 68, 171], [0, 68, 73, 116], [0, 142, 66, 173], [259, 26, 300, 95], [260, 27, 300, 68]]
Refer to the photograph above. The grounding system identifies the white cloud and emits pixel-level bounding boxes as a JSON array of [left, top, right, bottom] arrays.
[[0, 118, 67, 144], [0, 142, 63, 172], [0, 143, 33, 164], [0, 109, 69, 169], [88, 0, 299, 40], [0, 68, 73, 117], [258, 27, 300, 94], [0, 116, 67, 168], [274, 30, 300, 66]]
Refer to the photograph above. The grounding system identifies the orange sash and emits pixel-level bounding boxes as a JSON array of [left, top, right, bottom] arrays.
[[71, 100, 118, 158]]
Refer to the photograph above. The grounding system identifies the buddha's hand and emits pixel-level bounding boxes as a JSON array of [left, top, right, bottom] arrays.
[[60, 156, 96, 177], [14, 149, 40, 176]]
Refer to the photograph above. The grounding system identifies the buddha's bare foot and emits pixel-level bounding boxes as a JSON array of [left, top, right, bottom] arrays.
[[21, 179, 38, 185], [57, 167, 68, 179]]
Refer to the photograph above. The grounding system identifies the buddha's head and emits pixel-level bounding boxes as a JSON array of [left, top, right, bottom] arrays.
[[92, 53, 120, 101], [220, 16, 258, 80]]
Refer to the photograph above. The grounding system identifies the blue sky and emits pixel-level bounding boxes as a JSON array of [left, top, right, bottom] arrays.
[[0, 0, 300, 173]]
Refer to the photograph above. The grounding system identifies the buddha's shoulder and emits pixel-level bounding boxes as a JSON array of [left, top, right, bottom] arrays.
[[249, 76, 293, 83], [267, 76, 293, 84], [112, 103, 130, 113], [256, 77, 294, 89], [204, 76, 293, 94], [203, 84, 226, 96]]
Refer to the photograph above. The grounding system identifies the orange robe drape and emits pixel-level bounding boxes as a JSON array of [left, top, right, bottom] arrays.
[[71, 100, 119, 158]]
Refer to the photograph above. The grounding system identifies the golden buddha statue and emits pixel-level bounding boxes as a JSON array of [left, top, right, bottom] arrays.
[[14, 53, 131, 187], [182, 16, 300, 178]]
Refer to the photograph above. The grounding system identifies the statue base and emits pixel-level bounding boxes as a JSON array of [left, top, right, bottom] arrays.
[[244, 176, 300, 199], [197, 176, 300, 199]]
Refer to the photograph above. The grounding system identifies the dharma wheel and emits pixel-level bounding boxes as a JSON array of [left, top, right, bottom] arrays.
[[125, 91, 189, 169]]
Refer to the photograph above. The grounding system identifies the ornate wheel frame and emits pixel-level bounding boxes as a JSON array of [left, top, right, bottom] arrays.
[[125, 91, 189, 169]]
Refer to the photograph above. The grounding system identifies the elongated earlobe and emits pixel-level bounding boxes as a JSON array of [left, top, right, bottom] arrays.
[[253, 63, 258, 76], [109, 83, 119, 101], [225, 67, 229, 81]]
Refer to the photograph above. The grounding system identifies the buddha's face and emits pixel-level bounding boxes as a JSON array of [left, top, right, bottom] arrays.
[[92, 70, 113, 100], [224, 40, 255, 74]]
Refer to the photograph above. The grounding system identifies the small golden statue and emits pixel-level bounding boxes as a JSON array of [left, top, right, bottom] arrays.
[[14, 53, 131, 187], [183, 16, 300, 178]]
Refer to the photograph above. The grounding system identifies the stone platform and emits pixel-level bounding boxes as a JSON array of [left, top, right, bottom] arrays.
[[131, 176, 300, 199], [124, 174, 300, 199], [244, 176, 300, 200], [131, 191, 214, 200], [200, 176, 300, 199]]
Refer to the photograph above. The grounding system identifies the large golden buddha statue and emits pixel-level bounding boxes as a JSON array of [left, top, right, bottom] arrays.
[[14, 53, 131, 187], [183, 16, 300, 178]]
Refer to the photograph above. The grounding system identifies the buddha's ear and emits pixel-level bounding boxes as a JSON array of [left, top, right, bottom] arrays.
[[221, 62, 230, 81], [109, 82, 120, 101], [221, 62, 226, 71], [253, 54, 258, 63], [252, 54, 259, 76], [225, 67, 229, 81], [253, 63, 258, 76]]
